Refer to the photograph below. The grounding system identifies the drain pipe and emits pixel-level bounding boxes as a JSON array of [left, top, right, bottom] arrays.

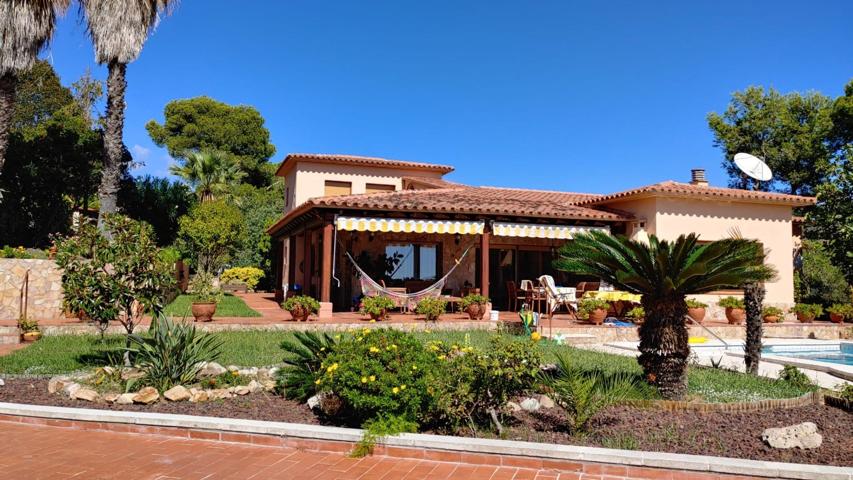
[[331, 215, 341, 287]]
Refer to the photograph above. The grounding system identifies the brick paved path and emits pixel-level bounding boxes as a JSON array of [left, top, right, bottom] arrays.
[[0, 421, 608, 480]]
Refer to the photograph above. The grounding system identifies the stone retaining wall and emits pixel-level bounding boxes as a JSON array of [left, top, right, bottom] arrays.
[[0, 259, 63, 321]]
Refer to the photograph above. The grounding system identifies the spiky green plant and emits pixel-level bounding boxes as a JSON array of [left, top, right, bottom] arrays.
[[276, 331, 338, 401], [554, 231, 774, 399], [79, 0, 176, 224], [169, 149, 246, 202], [126, 314, 223, 391], [0, 0, 69, 173]]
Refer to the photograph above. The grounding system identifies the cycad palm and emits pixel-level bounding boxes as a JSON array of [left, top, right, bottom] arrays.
[[170, 149, 246, 202], [80, 0, 176, 225], [555, 231, 773, 399], [0, 0, 69, 174]]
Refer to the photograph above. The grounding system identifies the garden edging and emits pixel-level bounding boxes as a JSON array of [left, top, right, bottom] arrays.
[[0, 402, 849, 480]]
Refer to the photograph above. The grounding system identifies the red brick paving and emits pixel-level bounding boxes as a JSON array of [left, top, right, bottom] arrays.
[[0, 420, 760, 480]]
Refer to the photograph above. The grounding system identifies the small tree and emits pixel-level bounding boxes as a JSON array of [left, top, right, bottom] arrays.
[[54, 215, 174, 346], [177, 200, 245, 274]]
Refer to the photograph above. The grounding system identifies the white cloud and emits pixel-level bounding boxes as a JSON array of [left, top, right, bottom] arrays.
[[131, 144, 151, 162]]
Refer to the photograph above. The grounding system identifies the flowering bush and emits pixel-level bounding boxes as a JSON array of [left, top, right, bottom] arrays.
[[426, 335, 543, 430], [221, 266, 264, 290], [315, 329, 439, 423], [360, 295, 396, 320], [415, 297, 447, 322]]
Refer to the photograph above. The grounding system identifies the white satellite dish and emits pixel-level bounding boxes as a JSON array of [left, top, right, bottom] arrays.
[[733, 152, 773, 182]]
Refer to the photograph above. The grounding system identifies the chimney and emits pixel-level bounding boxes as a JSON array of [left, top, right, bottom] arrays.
[[690, 168, 708, 187]]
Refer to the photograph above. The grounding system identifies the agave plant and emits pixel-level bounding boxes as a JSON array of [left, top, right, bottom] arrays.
[[0, 0, 69, 173], [126, 314, 223, 391], [79, 0, 176, 224], [555, 231, 773, 399], [277, 331, 338, 401]]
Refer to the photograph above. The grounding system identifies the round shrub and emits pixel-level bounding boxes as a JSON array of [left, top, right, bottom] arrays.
[[415, 297, 447, 322], [221, 266, 265, 290], [717, 296, 745, 309], [315, 329, 439, 423]]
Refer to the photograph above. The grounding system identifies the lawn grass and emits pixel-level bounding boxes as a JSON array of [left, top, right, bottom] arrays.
[[163, 294, 261, 318], [0, 329, 813, 402]]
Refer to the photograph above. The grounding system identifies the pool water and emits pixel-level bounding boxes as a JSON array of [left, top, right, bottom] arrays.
[[762, 343, 853, 366]]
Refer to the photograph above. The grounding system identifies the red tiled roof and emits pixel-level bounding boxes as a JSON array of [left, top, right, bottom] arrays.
[[266, 186, 629, 235], [275, 153, 454, 177], [576, 181, 816, 207], [401, 176, 463, 189]]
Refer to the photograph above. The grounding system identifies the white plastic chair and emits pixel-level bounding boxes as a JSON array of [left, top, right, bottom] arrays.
[[538, 275, 577, 318]]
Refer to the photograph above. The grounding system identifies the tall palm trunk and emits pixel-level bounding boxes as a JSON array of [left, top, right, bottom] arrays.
[[744, 283, 765, 374], [0, 73, 17, 175], [638, 295, 690, 399], [97, 60, 127, 227]]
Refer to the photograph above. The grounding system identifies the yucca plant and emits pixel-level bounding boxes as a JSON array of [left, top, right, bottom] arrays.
[[126, 314, 223, 391], [555, 231, 774, 399], [277, 331, 338, 401]]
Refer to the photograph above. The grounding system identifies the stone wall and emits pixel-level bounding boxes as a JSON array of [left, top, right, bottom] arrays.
[[0, 259, 63, 320]]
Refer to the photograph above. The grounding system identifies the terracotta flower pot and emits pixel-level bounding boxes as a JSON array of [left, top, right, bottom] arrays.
[[796, 312, 815, 323], [829, 313, 844, 324], [762, 315, 780, 324], [288, 306, 311, 322], [725, 307, 745, 325], [687, 307, 706, 324], [191, 302, 217, 322], [465, 304, 485, 320], [587, 308, 607, 325], [21, 331, 41, 342]]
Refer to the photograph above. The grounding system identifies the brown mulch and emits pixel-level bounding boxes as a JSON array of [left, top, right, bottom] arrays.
[[1, 378, 851, 467]]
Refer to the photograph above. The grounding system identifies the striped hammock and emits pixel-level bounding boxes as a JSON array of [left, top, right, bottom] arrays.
[[344, 246, 473, 310]]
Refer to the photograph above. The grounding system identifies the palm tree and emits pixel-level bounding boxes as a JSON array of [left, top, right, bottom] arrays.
[[0, 0, 69, 175], [169, 149, 246, 202], [79, 0, 175, 226], [743, 282, 765, 375], [555, 231, 774, 399]]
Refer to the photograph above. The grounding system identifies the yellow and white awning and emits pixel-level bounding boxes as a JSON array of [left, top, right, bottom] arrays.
[[336, 217, 485, 235], [492, 222, 609, 239]]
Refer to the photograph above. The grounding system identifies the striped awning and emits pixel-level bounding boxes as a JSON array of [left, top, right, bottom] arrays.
[[336, 216, 485, 235], [492, 222, 609, 239]]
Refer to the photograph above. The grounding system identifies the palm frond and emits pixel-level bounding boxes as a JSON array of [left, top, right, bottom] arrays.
[[80, 0, 175, 64], [0, 0, 69, 75]]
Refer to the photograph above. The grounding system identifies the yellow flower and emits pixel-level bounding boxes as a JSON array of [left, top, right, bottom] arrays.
[[370, 319, 376, 323], [326, 362, 339, 373], [425, 329, 432, 334], [411, 365, 418, 370], [315, 379, 322, 385], [392, 387, 399, 394], [429, 345, 439, 351], [391, 344, 397, 350], [320, 347, 326, 351], [369, 346, 380, 353], [357, 336, 363, 342], [438, 355, 446, 360], [361, 376, 368, 383], [369, 375, 376, 382], [531, 332, 541, 342], [362, 328, 370, 334], [231, 371, 239, 376], [400, 384, 406, 390]]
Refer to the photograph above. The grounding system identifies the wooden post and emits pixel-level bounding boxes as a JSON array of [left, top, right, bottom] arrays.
[[320, 221, 334, 303], [302, 231, 311, 294], [480, 229, 490, 299]]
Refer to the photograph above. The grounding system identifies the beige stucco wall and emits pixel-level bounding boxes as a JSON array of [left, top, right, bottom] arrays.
[[286, 161, 445, 213], [605, 196, 795, 306]]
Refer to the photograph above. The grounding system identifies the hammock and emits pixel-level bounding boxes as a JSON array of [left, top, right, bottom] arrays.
[[344, 245, 473, 310]]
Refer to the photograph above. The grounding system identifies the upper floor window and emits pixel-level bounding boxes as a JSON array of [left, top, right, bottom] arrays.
[[324, 180, 352, 197], [365, 183, 395, 194]]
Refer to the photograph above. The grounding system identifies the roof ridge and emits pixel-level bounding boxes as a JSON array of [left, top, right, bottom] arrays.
[[476, 185, 600, 196]]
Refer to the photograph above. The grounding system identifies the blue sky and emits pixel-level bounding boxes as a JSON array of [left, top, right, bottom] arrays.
[[46, 1, 853, 193]]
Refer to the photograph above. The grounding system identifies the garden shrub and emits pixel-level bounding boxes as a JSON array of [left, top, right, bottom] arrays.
[[277, 331, 338, 401], [717, 297, 745, 309], [796, 240, 850, 306], [351, 414, 418, 457], [314, 329, 439, 424], [189, 272, 222, 303], [127, 315, 223, 391], [221, 266, 264, 290], [1, 245, 47, 259], [415, 297, 447, 322], [685, 299, 707, 308], [360, 296, 396, 320], [426, 335, 542, 431], [778, 365, 815, 390], [177, 200, 246, 274], [790, 303, 823, 319]]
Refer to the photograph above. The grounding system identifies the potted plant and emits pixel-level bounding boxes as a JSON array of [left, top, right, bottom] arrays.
[[761, 306, 784, 323], [360, 295, 396, 321], [459, 294, 489, 320], [188, 272, 221, 322], [415, 297, 447, 322], [685, 298, 707, 324], [18, 316, 41, 342], [791, 303, 823, 323], [718, 297, 745, 325], [626, 306, 644, 324], [282, 295, 320, 322], [577, 298, 610, 325], [827, 304, 852, 324]]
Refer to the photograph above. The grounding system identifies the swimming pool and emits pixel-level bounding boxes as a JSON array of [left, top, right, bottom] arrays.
[[762, 343, 853, 367]]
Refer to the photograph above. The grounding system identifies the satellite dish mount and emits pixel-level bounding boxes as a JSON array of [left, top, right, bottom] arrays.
[[733, 152, 773, 190]]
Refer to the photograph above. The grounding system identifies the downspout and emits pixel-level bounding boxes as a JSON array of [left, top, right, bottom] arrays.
[[332, 214, 340, 287]]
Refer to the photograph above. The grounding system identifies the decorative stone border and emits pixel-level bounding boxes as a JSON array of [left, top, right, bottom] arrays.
[[622, 390, 823, 412], [0, 402, 849, 480]]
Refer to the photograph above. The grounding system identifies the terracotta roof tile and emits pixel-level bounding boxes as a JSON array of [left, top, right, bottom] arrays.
[[401, 176, 464, 189], [577, 181, 816, 207], [275, 153, 454, 177]]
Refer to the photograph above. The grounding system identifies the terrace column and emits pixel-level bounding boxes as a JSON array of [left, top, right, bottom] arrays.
[[480, 227, 490, 299], [319, 220, 335, 319]]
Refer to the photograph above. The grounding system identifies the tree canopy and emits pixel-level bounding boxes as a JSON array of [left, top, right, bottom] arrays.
[[146, 96, 276, 186]]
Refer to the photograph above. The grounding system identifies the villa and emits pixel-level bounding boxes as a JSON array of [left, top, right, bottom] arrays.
[[267, 153, 815, 318]]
